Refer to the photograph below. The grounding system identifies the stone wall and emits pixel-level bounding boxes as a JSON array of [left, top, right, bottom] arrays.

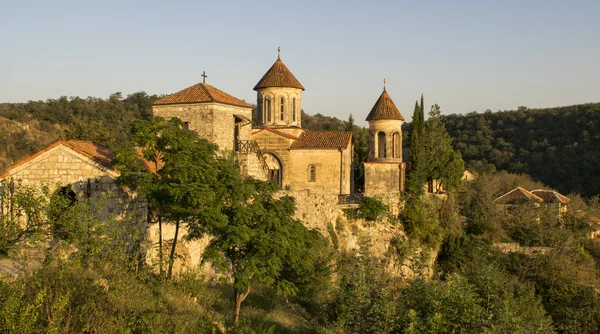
[[144, 222, 216, 278], [152, 102, 253, 152], [236, 152, 268, 181], [288, 147, 351, 194], [493, 243, 552, 255], [364, 161, 405, 194], [0, 145, 144, 222], [252, 130, 295, 184]]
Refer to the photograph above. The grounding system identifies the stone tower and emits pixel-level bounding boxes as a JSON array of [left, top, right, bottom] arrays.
[[365, 81, 405, 161], [363, 81, 406, 194], [254, 48, 304, 128]]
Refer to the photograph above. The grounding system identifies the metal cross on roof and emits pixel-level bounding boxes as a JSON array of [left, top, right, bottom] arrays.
[[201, 71, 207, 83]]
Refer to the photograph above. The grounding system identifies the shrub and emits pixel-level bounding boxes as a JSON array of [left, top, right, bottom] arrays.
[[357, 197, 388, 221]]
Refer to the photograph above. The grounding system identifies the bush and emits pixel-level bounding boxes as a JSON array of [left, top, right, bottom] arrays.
[[357, 197, 388, 221], [402, 196, 443, 248]]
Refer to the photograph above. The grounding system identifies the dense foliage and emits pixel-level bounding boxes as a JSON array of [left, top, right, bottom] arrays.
[[2, 92, 600, 332], [442, 103, 600, 197], [0, 92, 158, 173]]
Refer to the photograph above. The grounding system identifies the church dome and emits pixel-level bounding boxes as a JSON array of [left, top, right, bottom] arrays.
[[365, 88, 404, 121], [254, 56, 304, 91]]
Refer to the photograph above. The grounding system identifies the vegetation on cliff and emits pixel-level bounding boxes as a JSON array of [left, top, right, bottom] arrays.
[[1, 92, 600, 332]]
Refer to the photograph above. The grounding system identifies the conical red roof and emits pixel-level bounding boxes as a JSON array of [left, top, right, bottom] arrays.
[[254, 58, 304, 91], [365, 89, 404, 121]]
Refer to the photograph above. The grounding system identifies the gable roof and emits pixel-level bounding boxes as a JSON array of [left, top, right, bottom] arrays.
[[0, 140, 116, 178], [290, 131, 352, 150], [154, 82, 252, 108], [494, 187, 544, 204], [253, 127, 300, 140], [365, 89, 404, 121], [531, 190, 570, 204], [254, 58, 304, 91]]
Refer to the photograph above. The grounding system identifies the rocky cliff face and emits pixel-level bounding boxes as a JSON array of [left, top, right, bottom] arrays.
[[144, 189, 436, 279]]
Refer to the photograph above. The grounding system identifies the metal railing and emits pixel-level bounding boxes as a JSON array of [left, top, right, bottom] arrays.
[[234, 140, 270, 176], [338, 193, 364, 205]]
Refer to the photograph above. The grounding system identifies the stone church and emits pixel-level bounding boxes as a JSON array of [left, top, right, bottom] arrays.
[[1, 51, 406, 199], [0, 50, 408, 275], [152, 51, 406, 196]]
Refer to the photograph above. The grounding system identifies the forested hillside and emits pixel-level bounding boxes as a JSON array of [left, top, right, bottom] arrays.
[[0, 93, 159, 173], [442, 103, 600, 197], [2, 94, 599, 197], [3, 95, 600, 332]]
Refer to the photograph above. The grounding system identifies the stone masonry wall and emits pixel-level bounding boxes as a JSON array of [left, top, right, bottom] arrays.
[[0, 145, 145, 221], [364, 162, 403, 194], [252, 130, 295, 183], [288, 149, 350, 194], [152, 103, 253, 152]]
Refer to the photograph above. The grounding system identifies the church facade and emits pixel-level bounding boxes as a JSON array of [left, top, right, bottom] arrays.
[[152, 51, 405, 196]]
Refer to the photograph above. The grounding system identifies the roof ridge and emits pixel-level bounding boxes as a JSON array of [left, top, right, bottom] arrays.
[[153, 81, 252, 108], [0, 140, 116, 179], [201, 83, 216, 102]]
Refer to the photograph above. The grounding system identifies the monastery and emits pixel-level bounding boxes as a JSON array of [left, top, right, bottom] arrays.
[[0, 51, 408, 272], [151, 49, 406, 196], [0, 50, 406, 199]]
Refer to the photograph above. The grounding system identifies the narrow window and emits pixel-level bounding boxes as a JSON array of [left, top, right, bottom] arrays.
[[183, 122, 190, 131], [309, 165, 316, 182], [392, 132, 400, 158], [280, 97, 285, 121], [292, 97, 296, 122], [377, 132, 386, 158], [266, 97, 272, 122]]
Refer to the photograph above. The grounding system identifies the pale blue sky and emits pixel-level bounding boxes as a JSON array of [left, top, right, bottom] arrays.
[[2, 0, 599, 124]]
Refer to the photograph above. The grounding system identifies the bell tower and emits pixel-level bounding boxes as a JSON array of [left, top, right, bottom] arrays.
[[366, 79, 404, 161], [254, 48, 304, 128], [363, 80, 406, 194]]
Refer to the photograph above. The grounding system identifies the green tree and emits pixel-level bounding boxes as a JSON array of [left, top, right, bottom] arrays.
[[115, 116, 223, 279], [345, 114, 368, 192], [399, 274, 487, 333], [421, 104, 465, 193], [200, 177, 327, 325], [407, 96, 426, 193]]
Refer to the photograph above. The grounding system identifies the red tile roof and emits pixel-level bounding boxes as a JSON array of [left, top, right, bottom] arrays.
[[531, 190, 570, 204], [154, 82, 252, 108], [0, 140, 116, 178], [366, 89, 404, 121], [254, 58, 304, 91], [494, 187, 544, 204], [290, 131, 352, 150]]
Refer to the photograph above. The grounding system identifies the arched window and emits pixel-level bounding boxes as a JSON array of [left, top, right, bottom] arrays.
[[265, 97, 272, 122], [280, 97, 285, 120], [308, 165, 316, 182], [377, 132, 386, 158], [292, 97, 297, 122], [392, 132, 401, 158]]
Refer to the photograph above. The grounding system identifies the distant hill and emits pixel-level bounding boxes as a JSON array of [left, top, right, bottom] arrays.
[[2, 94, 598, 196], [304, 103, 600, 197], [442, 103, 600, 197]]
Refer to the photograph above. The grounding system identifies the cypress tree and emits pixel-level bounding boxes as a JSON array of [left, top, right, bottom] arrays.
[[407, 95, 426, 193]]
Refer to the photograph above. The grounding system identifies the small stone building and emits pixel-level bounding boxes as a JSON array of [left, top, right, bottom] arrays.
[[0, 140, 145, 222], [494, 187, 570, 219]]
